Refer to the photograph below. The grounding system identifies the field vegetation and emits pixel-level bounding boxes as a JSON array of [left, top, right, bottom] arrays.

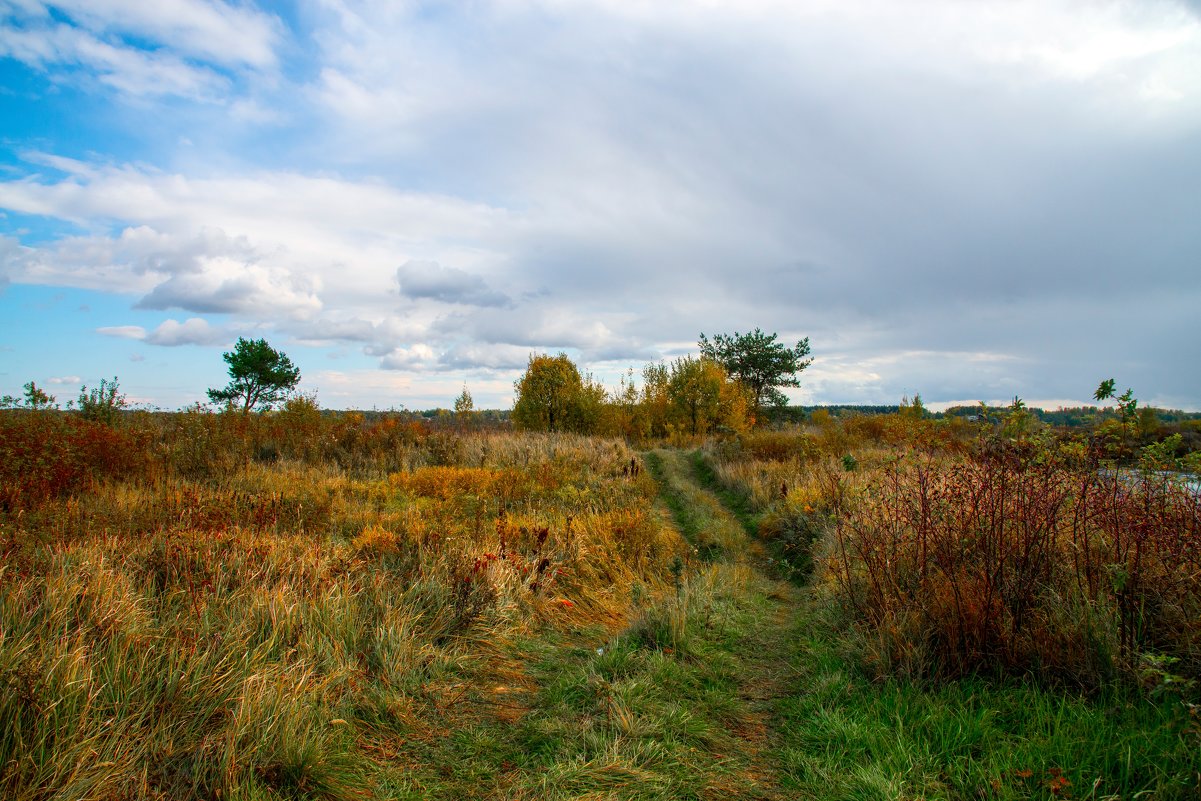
[[2, 351, 1199, 799], [702, 400, 1201, 797], [707, 399, 1201, 680], [0, 405, 700, 798]]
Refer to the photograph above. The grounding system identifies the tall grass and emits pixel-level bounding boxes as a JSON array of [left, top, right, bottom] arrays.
[[0, 409, 685, 799]]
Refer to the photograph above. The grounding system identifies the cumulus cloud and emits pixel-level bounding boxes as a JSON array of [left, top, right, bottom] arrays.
[[0, 163, 512, 310], [144, 317, 226, 346], [396, 261, 510, 307], [379, 344, 437, 371], [438, 343, 533, 371], [97, 318, 226, 347], [429, 305, 656, 367], [0, 160, 522, 372], [4, 222, 321, 317], [135, 260, 322, 319], [46, 375, 81, 385]]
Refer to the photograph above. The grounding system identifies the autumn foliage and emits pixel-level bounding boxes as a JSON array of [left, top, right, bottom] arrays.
[[705, 409, 1201, 690], [512, 352, 753, 442], [0, 411, 148, 510], [0, 403, 686, 798], [828, 446, 1201, 686]]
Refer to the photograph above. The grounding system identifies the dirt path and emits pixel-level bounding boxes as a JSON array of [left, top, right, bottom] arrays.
[[389, 448, 812, 800], [645, 449, 805, 800]]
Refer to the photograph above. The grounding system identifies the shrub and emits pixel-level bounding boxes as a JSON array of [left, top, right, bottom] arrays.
[[352, 524, 402, 555], [0, 411, 149, 510], [758, 498, 826, 581], [739, 430, 817, 462], [825, 445, 1201, 688], [77, 376, 126, 426]]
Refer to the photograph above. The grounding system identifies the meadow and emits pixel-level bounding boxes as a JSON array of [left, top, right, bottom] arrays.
[[1, 408, 690, 798], [1, 402, 1199, 799]]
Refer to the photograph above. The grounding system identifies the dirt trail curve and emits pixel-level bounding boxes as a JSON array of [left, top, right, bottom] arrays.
[[644, 448, 805, 801]]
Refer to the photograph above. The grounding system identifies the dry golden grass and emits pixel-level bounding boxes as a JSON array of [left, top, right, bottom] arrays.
[[0, 422, 688, 800]]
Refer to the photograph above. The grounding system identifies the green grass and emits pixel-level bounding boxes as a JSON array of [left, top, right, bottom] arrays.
[[541, 446, 1201, 800], [687, 449, 759, 539], [355, 444, 799, 798], [770, 607, 1201, 800], [368, 564, 794, 799], [649, 447, 1201, 800], [642, 449, 746, 562], [5, 430, 1196, 800], [690, 448, 821, 584]]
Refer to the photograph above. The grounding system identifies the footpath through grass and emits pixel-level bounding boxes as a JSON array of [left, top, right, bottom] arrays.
[[686, 448, 1201, 801], [382, 448, 800, 799]]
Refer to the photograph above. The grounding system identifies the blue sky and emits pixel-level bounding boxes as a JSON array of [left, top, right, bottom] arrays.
[[2, 0, 1200, 411]]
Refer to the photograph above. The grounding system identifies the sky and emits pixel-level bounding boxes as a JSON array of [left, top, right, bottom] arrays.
[[1, 0, 1199, 412]]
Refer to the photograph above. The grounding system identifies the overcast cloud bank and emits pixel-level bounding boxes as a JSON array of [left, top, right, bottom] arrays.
[[1, 0, 1199, 409]]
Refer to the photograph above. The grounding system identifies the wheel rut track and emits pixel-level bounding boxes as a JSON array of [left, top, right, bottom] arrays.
[[646, 448, 806, 801]]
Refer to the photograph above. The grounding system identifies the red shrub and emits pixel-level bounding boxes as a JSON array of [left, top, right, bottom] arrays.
[[829, 444, 1201, 687], [0, 412, 149, 510]]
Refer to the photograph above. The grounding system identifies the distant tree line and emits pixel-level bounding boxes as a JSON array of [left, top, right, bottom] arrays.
[[939, 404, 1201, 427], [12, 330, 1198, 455]]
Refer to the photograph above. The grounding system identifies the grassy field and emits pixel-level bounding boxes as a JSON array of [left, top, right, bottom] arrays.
[[1, 409, 1198, 799]]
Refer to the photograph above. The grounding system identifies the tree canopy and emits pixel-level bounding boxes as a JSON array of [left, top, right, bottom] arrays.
[[697, 328, 812, 416], [666, 356, 751, 436], [23, 381, 55, 410], [512, 353, 606, 434], [207, 338, 301, 414]]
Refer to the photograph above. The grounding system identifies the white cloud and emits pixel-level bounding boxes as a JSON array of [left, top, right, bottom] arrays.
[[308, 367, 515, 409], [0, 20, 231, 100], [1, 225, 268, 299], [438, 343, 533, 371], [288, 316, 378, 345], [3, 0, 1200, 407], [96, 325, 146, 340], [0, 0, 283, 102], [46, 375, 81, 384], [228, 98, 286, 125], [379, 344, 437, 371], [135, 257, 322, 319], [97, 318, 227, 347], [144, 317, 226, 346], [0, 161, 512, 250], [0, 162, 520, 360], [49, 0, 282, 69], [396, 261, 510, 307]]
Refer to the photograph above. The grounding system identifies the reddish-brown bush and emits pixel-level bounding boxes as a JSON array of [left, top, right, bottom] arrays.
[[0, 411, 150, 510], [829, 443, 1201, 687]]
